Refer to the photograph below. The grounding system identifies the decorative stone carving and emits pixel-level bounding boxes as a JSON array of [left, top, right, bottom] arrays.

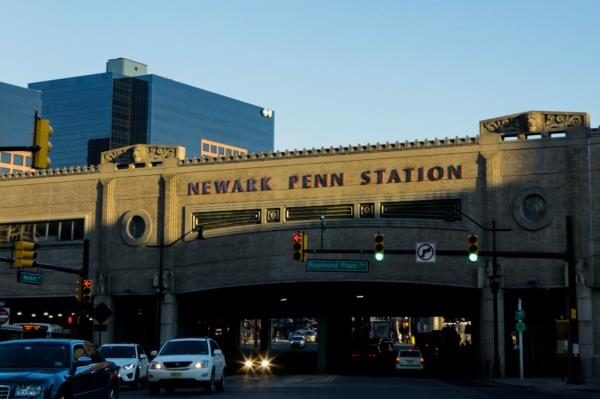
[[267, 208, 280, 223], [544, 113, 584, 129], [360, 203, 375, 218], [101, 144, 185, 166], [481, 114, 530, 134], [481, 111, 588, 136]]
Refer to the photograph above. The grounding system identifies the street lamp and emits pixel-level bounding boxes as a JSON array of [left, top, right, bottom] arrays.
[[148, 226, 204, 349]]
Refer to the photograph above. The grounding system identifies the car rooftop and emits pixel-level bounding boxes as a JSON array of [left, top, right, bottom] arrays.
[[0, 338, 87, 345]]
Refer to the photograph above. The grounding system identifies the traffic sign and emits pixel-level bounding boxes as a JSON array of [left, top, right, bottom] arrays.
[[516, 321, 527, 332], [306, 260, 369, 272], [416, 242, 436, 263], [93, 302, 113, 324], [0, 308, 9, 325], [17, 271, 43, 285], [515, 310, 526, 321]]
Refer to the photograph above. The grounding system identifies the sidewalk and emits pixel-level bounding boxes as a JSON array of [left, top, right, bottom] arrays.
[[488, 377, 600, 393]]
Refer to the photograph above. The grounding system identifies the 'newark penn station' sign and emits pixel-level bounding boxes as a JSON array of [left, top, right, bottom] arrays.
[[188, 165, 462, 195]]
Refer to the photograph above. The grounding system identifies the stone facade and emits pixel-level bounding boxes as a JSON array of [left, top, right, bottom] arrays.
[[0, 111, 598, 378]]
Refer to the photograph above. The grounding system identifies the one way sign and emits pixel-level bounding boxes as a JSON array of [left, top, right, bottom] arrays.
[[416, 242, 436, 263]]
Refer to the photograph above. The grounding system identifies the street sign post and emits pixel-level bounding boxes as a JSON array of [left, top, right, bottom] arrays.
[[416, 242, 436, 263], [306, 260, 369, 272]]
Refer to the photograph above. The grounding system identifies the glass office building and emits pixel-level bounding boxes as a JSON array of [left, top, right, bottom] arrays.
[[29, 73, 115, 168], [0, 81, 41, 146], [28, 59, 275, 168]]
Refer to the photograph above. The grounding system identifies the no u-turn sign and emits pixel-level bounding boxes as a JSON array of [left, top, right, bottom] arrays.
[[416, 242, 436, 263], [0, 308, 10, 325]]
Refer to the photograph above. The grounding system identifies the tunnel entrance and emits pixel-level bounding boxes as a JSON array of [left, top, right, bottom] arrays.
[[178, 282, 480, 376]]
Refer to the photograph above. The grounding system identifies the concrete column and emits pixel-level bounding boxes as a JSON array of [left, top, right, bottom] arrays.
[[96, 179, 117, 345], [317, 311, 328, 373], [160, 292, 177, 345], [260, 318, 271, 351], [578, 281, 594, 378]]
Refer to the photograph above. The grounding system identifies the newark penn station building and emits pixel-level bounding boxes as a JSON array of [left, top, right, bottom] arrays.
[[0, 110, 599, 379]]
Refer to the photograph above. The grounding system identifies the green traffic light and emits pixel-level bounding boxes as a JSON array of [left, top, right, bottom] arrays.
[[469, 253, 478, 262], [375, 253, 384, 261]]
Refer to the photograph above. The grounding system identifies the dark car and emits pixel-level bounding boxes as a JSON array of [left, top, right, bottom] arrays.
[[0, 339, 119, 399]]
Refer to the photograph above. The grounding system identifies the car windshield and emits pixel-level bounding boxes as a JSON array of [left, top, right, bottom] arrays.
[[291, 336, 303, 340], [399, 351, 421, 357], [160, 340, 208, 356], [100, 345, 136, 358], [0, 342, 69, 368]]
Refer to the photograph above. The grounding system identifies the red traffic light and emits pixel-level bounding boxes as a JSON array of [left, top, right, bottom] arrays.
[[82, 279, 93, 288], [292, 232, 303, 243], [67, 315, 74, 325]]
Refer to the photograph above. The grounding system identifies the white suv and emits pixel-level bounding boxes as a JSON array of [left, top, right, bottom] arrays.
[[148, 337, 226, 395], [99, 343, 149, 388]]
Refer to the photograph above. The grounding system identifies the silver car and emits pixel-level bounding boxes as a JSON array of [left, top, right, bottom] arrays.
[[99, 343, 149, 389]]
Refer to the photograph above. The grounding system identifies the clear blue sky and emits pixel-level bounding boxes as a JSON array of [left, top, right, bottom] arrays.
[[2, 0, 599, 151]]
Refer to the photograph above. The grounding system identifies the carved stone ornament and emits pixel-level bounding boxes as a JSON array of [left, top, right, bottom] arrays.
[[360, 203, 375, 218], [101, 144, 185, 166], [544, 113, 584, 129], [481, 111, 588, 136], [267, 208, 281, 223]]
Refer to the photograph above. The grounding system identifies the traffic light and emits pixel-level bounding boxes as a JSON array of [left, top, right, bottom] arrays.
[[13, 240, 36, 268], [467, 232, 479, 262], [33, 117, 53, 169], [374, 232, 384, 261], [81, 279, 93, 303], [292, 231, 308, 262], [75, 280, 82, 302]]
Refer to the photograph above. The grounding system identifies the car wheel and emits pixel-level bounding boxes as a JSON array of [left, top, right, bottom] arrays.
[[106, 385, 117, 399], [205, 370, 216, 395], [130, 370, 140, 390], [216, 371, 225, 392], [148, 383, 160, 396], [55, 387, 69, 399]]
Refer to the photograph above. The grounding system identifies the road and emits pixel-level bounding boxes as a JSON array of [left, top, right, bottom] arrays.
[[120, 375, 599, 399]]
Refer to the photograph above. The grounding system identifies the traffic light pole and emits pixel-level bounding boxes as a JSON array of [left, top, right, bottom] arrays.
[[147, 227, 203, 349]]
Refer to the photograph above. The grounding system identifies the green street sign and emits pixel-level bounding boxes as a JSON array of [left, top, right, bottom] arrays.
[[17, 271, 43, 285], [306, 260, 369, 272], [515, 310, 526, 321]]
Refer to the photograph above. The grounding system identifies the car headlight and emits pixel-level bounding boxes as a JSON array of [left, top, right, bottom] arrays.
[[194, 361, 209, 369], [122, 363, 136, 370], [150, 361, 163, 369], [15, 384, 43, 398]]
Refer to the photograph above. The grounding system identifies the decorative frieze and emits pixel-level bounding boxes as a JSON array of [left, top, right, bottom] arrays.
[[480, 111, 588, 136], [101, 144, 185, 167]]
